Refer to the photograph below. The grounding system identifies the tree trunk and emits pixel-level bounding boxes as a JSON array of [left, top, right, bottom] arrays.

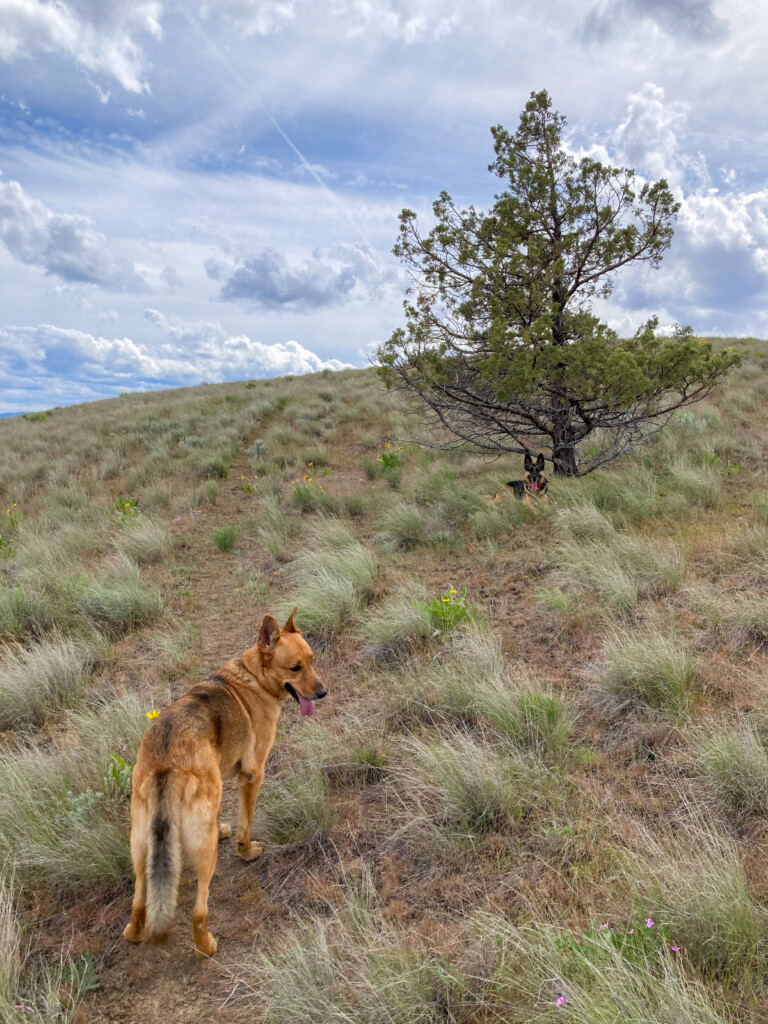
[[551, 408, 579, 476]]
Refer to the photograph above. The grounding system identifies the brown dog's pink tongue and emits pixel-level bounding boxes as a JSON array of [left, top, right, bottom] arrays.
[[298, 693, 315, 717]]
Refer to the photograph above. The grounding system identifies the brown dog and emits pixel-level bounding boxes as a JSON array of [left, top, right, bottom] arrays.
[[123, 608, 326, 956]]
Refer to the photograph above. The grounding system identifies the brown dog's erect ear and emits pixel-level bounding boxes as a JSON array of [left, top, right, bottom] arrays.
[[258, 615, 281, 651], [283, 607, 299, 633], [536, 453, 545, 471], [524, 453, 534, 471]]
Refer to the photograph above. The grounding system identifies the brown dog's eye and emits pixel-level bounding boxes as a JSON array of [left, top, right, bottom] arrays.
[[290, 664, 302, 672]]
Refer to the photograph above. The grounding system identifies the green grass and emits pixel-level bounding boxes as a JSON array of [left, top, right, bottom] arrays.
[[255, 773, 335, 846], [600, 626, 698, 716], [283, 520, 377, 641], [696, 722, 768, 825], [0, 694, 148, 893], [76, 555, 164, 633], [0, 635, 101, 730]]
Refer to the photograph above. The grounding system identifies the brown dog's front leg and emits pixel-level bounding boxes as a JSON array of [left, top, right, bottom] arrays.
[[236, 769, 264, 861]]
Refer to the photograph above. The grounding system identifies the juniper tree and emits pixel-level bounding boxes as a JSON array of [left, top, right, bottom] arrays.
[[378, 90, 739, 476]]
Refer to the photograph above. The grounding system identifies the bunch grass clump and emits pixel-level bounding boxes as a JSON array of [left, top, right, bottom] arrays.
[[554, 534, 685, 611], [397, 729, 540, 841], [255, 774, 335, 847], [76, 555, 164, 633], [116, 517, 170, 564], [600, 626, 697, 716], [358, 588, 433, 661], [374, 502, 426, 550], [0, 694, 148, 892], [0, 635, 101, 730], [628, 817, 766, 985], [695, 721, 768, 825], [284, 521, 377, 641]]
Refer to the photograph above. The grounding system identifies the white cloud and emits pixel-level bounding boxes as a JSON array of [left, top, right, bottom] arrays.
[[586, 83, 768, 331], [0, 313, 354, 411], [205, 243, 399, 311], [0, 175, 149, 291], [196, 0, 463, 42], [0, 0, 163, 94]]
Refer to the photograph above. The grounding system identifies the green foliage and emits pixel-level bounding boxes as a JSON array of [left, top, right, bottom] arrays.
[[413, 586, 471, 632], [378, 90, 739, 476], [109, 496, 139, 524], [212, 524, 236, 552]]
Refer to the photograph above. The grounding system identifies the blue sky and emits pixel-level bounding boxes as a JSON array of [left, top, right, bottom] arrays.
[[0, 0, 766, 412]]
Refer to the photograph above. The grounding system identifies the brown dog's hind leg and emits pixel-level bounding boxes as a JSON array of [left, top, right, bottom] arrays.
[[123, 835, 149, 943], [218, 822, 232, 840], [236, 770, 264, 861], [191, 821, 219, 957]]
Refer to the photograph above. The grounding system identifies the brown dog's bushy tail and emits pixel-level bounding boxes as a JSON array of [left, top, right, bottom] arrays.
[[145, 769, 182, 939]]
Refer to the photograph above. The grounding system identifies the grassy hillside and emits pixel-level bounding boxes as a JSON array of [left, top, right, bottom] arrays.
[[1, 340, 768, 1022]]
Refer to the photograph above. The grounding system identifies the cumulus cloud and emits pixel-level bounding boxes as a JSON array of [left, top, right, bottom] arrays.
[[579, 0, 726, 44], [586, 83, 768, 332], [0, 0, 163, 93], [0, 313, 354, 412], [205, 243, 398, 312], [0, 176, 149, 291]]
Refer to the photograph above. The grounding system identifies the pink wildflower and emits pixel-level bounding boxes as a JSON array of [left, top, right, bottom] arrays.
[[628, 929, 634, 935], [671, 945, 681, 952], [645, 918, 654, 928], [556, 996, 567, 1007]]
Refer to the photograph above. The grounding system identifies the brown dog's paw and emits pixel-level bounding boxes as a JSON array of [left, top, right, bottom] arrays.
[[194, 933, 218, 958], [218, 823, 232, 841], [236, 839, 263, 861], [123, 921, 148, 943]]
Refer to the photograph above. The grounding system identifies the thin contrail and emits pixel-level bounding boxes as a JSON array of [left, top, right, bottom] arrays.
[[180, 8, 378, 253]]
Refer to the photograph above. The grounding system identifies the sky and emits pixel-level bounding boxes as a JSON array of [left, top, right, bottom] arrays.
[[0, 0, 766, 413]]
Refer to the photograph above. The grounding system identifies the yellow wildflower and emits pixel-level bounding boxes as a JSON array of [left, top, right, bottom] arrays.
[[146, 709, 159, 719], [449, 589, 457, 594], [308, 462, 314, 467], [441, 597, 449, 603], [241, 475, 245, 480]]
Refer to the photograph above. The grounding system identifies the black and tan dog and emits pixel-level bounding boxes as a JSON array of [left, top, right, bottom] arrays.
[[487, 453, 549, 509], [123, 608, 326, 957]]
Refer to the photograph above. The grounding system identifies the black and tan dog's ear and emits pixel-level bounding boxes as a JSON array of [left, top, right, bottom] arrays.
[[283, 607, 299, 633], [258, 615, 281, 651], [536, 453, 545, 471], [524, 453, 534, 471]]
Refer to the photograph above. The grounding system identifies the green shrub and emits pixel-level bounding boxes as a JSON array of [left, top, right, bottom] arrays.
[[213, 524, 236, 552]]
